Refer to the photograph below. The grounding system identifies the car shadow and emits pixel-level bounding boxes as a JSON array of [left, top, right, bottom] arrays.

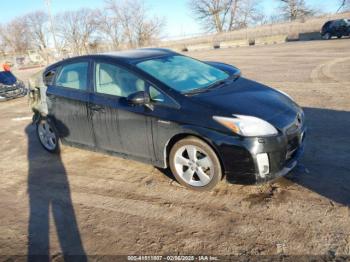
[[26, 124, 87, 261], [286, 107, 350, 206]]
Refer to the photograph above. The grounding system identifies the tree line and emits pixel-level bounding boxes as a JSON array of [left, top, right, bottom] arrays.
[[0, 0, 164, 56], [189, 0, 349, 33], [0, 0, 348, 56]]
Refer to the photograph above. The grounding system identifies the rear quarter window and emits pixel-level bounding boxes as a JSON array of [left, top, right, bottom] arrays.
[[43, 69, 56, 86]]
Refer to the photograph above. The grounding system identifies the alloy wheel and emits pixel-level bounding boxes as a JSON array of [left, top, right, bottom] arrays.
[[38, 121, 57, 151], [173, 145, 214, 187]]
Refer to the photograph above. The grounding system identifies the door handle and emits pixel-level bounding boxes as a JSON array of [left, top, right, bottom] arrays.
[[89, 104, 105, 113]]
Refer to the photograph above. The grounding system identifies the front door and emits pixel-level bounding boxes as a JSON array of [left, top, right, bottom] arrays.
[[47, 60, 95, 147], [90, 61, 154, 161]]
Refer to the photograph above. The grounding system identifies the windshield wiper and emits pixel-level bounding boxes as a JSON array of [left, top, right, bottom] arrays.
[[184, 79, 229, 95]]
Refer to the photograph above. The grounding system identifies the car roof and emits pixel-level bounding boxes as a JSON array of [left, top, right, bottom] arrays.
[[100, 48, 177, 61], [47, 48, 177, 70]]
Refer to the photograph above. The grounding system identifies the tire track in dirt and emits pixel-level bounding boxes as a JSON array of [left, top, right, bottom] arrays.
[[17, 182, 240, 231], [1, 168, 331, 228], [310, 57, 350, 83]]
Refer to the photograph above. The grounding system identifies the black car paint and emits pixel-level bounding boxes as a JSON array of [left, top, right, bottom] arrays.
[[321, 19, 350, 38], [42, 49, 305, 183], [0, 71, 27, 101]]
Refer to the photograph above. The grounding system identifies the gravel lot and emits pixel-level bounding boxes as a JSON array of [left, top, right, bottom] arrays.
[[0, 39, 349, 259]]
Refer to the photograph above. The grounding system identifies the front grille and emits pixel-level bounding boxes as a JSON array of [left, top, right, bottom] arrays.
[[0, 86, 25, 98], [0, 85, 18, 93]]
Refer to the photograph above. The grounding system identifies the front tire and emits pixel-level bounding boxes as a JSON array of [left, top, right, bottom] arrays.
[[36, 118, 60, 153], [169, 136, 222, 191], [322, 33, 331, 40]]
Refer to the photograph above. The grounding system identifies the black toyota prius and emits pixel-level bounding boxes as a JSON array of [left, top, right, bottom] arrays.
[[30, 48, 306, 190]]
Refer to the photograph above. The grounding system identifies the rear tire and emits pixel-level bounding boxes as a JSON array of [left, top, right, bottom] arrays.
[[169, 136, 222, 191], [36, 118, 60, 153], [337, 34, 342, 39]]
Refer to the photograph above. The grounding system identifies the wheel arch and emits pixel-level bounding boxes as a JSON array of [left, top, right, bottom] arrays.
[[163, 132, 226, 178]]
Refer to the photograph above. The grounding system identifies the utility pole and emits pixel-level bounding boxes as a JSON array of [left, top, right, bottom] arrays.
[[45, 0, 59, 58]]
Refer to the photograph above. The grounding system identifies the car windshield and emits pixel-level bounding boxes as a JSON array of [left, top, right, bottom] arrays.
[[0, 71, 17, 85], [136, 55, 229, 93]]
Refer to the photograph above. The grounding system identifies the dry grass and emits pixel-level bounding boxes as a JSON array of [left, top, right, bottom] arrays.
[[158, 12, 350, 50]]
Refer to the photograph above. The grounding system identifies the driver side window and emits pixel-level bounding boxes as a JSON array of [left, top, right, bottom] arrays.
[[95, 62, 145, 97]]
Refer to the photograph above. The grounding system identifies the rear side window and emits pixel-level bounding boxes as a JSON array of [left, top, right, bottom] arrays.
[[95, 62, 145, 97], [56, 62, 89, 90]]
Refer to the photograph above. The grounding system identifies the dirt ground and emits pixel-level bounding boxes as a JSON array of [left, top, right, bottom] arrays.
[[0, 39, 349, 259]]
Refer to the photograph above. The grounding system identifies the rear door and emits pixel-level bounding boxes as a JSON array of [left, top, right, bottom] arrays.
[[47, 60, 95, 146], [90, 60, 154, 161]]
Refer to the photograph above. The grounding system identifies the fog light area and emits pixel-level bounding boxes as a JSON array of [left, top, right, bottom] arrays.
[[256, 153, 269, 178]]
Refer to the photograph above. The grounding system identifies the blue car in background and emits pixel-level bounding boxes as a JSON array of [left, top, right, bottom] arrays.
[[0, 70, 27, 101]]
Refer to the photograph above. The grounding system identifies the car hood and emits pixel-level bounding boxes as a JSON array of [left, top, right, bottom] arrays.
[[189, 77, 302, 131]]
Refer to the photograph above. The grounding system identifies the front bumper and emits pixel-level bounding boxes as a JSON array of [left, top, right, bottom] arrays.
[[217, 126, 306, 184], [254, 140, 304, 183], [0, 85, 27, 101]]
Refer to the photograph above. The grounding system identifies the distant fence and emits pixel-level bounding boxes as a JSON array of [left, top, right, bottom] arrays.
[[157, 12, 350, 51]]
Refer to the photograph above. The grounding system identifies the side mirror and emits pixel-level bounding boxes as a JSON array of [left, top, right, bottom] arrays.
[[231, 66, 241, 79], [127, 91, 153, 109], [127, 91, 150, 105]]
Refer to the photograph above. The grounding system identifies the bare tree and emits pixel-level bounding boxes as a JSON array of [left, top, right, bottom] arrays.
[[228, 0, 240, 30], [233, 0, 264, 29], [189, 0, 263, 32], [55, 9, 99, 55], [126, 0, 164, 47], [0, 20, 31, 54], [95, 9, 123, 50], [105, 0, 164, 48], [278, 0, 316, 21], [0, 31, 6, 55], [23, 11, 49, 50], [189, 0, 233, 32], [337, 0, 350, 12]]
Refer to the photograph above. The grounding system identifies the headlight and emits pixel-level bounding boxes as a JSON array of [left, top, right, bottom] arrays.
[[213, 114, 278, 137]]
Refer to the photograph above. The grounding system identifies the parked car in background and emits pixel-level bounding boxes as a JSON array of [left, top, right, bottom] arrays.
[[0, 69, 27, 102], [29, 48, 306, 191], [321, 19, 350, 40]]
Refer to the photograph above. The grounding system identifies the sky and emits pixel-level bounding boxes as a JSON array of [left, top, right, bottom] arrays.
[[0, 0, 341, 38]]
